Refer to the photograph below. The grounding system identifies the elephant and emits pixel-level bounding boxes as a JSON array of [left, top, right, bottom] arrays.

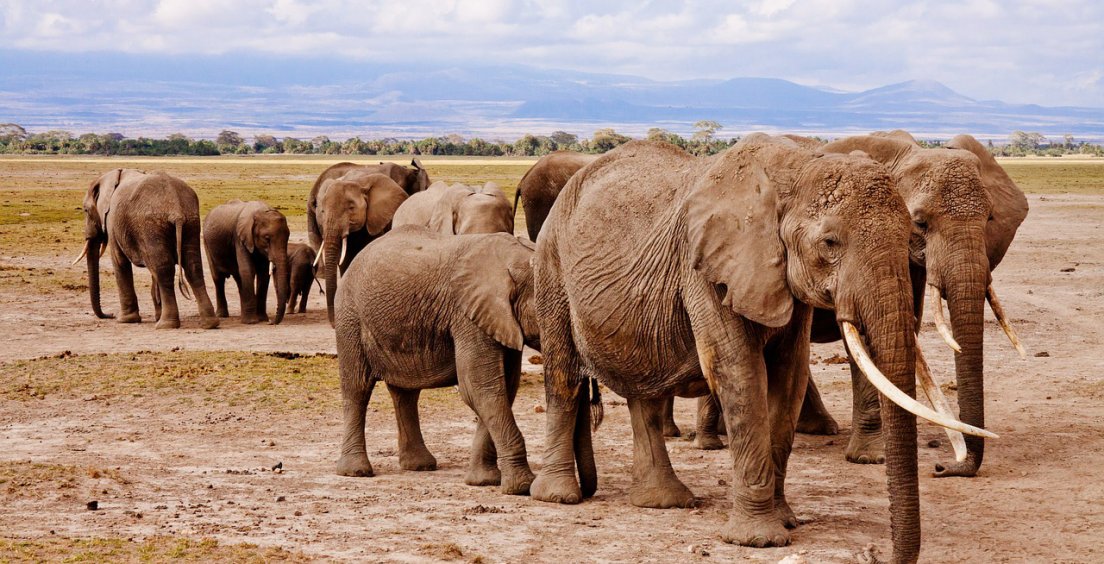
[[285, 243, 318, 314], [307, 160, 430, 251], [530, 138, 993, 561], [514, 151, 598, 241], [202, 200, 291, 325], [334, 226, 540, 495], [312, 170, 409, 325], [74, 169, 218, 330], [789, 131, 1029, 477], [393, 181, 515, 235]]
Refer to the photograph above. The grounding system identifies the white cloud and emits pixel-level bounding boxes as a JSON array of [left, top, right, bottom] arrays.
[[0, 0, 1101, 106]]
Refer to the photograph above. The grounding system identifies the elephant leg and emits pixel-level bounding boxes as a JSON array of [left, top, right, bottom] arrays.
[[151, 263, 180, 329], [467, 348, 522, 487], [298, 288, 308, 313], [150, 280, 162, 322], [235, 249, 260, 324], [181, 229, 218, 329], [765, 310, 812, 530], [845, 356, 885, 464], [112, 248, 141, 323], [660, 396, 682, 437], [386, 385, 437, 471], [796, 375, 840, 435], [456, 338, 533, 495], [695, 394, 725, 450], [214, 274, 230, 318], [254, 262, 270, 322], [627, 396, 696, 508], [335, 332, 377, 477]]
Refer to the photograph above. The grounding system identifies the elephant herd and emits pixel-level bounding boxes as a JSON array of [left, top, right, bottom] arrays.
[[75, 130, 1028, 562]]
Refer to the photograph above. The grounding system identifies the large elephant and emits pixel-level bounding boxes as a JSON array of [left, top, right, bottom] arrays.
[[334, 227, 540, 495], [393, 181, 514, 235], [530, 139, 993, 561], [313, 171, 408, 325], [202, 200, 291, 325], [307, 160, 430, 251], [514, 151, 598, 241], [793, 131, 1028, 477], [285, 243, 318, 314], [75, 169, 218, 330]]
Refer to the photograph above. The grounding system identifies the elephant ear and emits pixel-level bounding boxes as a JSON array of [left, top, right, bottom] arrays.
[[90, 169, 123, 227], [362, 174, 409, 236], [685, 142, 795, 327], [237, 205, 258, 253], [452, 233, 524, 350], [946, 134, 1029, 268], [871, 129, 920, 145], [429, 184, 474, 235]]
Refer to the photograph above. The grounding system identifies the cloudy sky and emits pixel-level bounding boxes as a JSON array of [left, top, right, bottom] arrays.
[[1, 0, 1102, 107]]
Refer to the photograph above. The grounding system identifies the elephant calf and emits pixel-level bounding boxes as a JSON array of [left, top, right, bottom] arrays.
[[285, 242, 318, 314], [335, 226, 539, 495], [203, 200, 291, 324]]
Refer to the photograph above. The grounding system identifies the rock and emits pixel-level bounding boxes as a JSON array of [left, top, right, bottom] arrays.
[[86, 500, 98, 511], [927, 439, 941, 448], [272, 461, 283, 471], [1034, 351, 1050, 357], [528, 354, 543, 365], [533, 404, 545, 414], [276, 495, 286, 502]]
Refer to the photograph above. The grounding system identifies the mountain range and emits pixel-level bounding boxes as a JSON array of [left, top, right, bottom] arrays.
[[2, 50, 1102, 141]]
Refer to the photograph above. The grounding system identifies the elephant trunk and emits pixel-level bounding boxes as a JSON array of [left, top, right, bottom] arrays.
[[86, 239, 113, 319], [271, 250, 290, 325], [323, 230, 344, 326]]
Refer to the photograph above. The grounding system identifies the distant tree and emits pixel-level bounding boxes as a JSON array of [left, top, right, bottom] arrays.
[[254, 134, 279, 152], [446, 133, 465, 144], [217, 130, 243, 147], [692, 120, 722, 142], [591, 128, 631, 153], [0, 123, 28, 142], [167, 132, 192, 142], [104, 132, 125, 142], [549, 131, 578, 147], [1009, 131, 1048, 150], [1063, 134, 1075, 148]]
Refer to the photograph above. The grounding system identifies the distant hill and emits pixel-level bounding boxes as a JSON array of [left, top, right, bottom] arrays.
[[1, 50, 1101, 141]]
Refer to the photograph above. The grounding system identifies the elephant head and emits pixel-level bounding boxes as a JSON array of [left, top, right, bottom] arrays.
[[240, 204, 291, 325], [407, 159, 431, 194], [316, 171, 408, 324], [822, 132, 1028, 476], [452, 233, 539, 351], [75, 168, 126, 319], [431, 182, 515, 235]]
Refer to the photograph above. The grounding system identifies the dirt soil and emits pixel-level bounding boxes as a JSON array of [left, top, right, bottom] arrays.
[[1, 193, 1103, 562]]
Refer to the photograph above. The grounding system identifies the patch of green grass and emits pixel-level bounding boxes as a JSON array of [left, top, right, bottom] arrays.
[[0, 536, 309, 562], [998, 159, 1104, 195]]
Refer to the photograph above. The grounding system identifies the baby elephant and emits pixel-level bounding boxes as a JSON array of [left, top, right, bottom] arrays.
[[203, 200, 291, 324], [285, 242, 318, 314], [335, 226, 539, 495]]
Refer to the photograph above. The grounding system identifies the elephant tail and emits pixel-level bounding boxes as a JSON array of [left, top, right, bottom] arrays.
[[511, 183, 522, 219], [175, 220, 193, 301], [588, 377, 603, 431], [573, 377, 600, 498]]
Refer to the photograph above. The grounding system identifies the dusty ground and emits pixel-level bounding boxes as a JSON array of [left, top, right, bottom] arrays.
[[2, 180, 1103, 561]]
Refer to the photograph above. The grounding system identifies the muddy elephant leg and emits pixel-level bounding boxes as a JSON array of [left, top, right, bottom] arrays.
[[385, 385, 437, 471], [150, 280, 162, 322], [796, 375, 840, 435], [335, 329, 377, 477], [151, 263, 180, 330], [628, 396, 696, 508], [214, 275, 229, 318], [235, 252, 261, 324], [660, 396, 682, 437], [254, 261, 270, 323], [466, 348, 522, 487], [181, 230, 217, 329], [844, 355, 885, 464], [112, 247, 141, 323], [766, 307, 812, 530], [456, 338, 533, 495], [695, 394, 725, 450]]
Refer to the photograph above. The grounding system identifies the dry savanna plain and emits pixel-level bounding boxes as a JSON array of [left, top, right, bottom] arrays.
[[1, 155, 1102, 562]]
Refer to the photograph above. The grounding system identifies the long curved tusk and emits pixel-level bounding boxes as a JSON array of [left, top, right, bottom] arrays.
[[313, 245, 325, 268], [986, 285, 1027, 359], [842, 321, 997, 439], [915, 345, 968, 462], [338, 237, 348, 267], [929, 286, 962, 353], [72, 240, 90, 265]]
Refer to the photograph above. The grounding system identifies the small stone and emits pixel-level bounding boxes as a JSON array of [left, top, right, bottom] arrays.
[[294, 510, 303, 516], [86, 500, 98, 511], [528, 354, 543, 365], [533, 404, 545, 414], [1034, 351, 1050, 357], [276, 495, 286, 502], [272, 461, 283, 471], [1060, 267, 1076, 272], [927, 439, 941, 448], [717, 478, 727, 486], [267, 440, 276, 447]]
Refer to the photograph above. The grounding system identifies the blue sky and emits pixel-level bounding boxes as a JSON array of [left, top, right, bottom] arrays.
[[1, 0, 1101, 107]]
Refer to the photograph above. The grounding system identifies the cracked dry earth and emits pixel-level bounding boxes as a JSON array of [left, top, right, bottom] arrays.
[[1, 194, 1102, 562]]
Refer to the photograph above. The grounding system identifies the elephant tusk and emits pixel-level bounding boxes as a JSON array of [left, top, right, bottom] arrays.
[[841, 321, 997, 439], [915, 344, 968, 462], [928, 286, 962, 353], [338, 238, 348, 268], [72, 240, 89, 265], [986, 285, 1027, 359], [313, 245, 325, 268]]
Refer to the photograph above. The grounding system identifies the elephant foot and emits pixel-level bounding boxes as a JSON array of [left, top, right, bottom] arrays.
[[155, 317, 181, 330], [500, 466, 535, 496], [845, 430, 886, 465], [464, 463, 501, 487], [257, 314, 270, 323], [694, 433, 725, 450], [241, 315, 262, 325], [117, 312, 142, 324], [530, 472, 582, 504], [629, 475, 697, 508], [216, 309, 229, 318], [720, 513, 791, 548], [796, 413, 840, 436], [662, 420, 682, 438], [933, 458, 980, 478], [775, 497, 798, 529], [399, 448, 437, 472], [335, 453, 374, 477], [200, 317, 220, 330]]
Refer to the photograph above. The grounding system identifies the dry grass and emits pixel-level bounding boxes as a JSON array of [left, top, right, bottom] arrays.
[[0, 461, 129, 499], [0, 536, 310, 562], [998, 159, 1104, 195]]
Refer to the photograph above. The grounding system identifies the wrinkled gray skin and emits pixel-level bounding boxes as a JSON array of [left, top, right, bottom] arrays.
[[532, 139, 923, 561], [285, 243, 318, 314], [307, 160, 430, 250], [394, 181, 515, 235], [514, 151, 598, 241], [334, 227, 540, 495], [203, 200, 291, 325], [791, 131, 1028, 477], [79, 169, 218, 330], [313, 171, 409, 325]]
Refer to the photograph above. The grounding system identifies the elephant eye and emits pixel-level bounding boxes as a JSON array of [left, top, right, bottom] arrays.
[[913, 219, 928, 231]]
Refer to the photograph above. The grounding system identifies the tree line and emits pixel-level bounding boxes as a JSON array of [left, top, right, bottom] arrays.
[[0, 122, 1100, 158]]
